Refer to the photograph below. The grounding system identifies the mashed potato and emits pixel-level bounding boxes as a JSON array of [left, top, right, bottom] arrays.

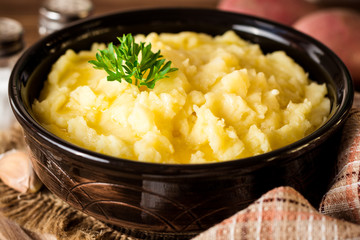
[[32, 31, 330, 164]]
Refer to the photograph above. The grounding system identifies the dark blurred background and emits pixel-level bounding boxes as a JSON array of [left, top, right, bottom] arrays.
[[0, 0, 217, 46], [0, 0, 359, 47]]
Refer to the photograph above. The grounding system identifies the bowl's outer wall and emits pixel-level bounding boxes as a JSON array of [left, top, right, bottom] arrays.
[[10, 8, 353, 237], [25, 129, 340, 235]]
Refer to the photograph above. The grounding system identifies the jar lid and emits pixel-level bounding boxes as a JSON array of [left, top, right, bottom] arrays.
[[0, 17, 24, 57], [39, 0, 93, 36]]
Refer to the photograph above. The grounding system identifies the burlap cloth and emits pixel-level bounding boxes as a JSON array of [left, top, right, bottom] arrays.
[[2, 93, 360, 239]]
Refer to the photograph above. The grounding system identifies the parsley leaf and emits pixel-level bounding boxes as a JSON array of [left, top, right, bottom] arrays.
[[89, 33, 178, 89]]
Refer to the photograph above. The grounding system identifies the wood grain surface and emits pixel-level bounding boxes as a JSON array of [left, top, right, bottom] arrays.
[[0, 212, 56, 240]]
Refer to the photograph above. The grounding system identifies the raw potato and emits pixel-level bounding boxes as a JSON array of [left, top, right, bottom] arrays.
[[0, 149, 42, 193], [217, 0, 316, 25], [293, 8, 360, 88]]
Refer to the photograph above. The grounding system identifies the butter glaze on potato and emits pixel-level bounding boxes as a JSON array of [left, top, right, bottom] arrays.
[[32, 31, 330, 164]]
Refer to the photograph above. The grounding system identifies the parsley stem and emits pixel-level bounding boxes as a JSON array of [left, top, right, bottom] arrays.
[[89, 33, 178, 89]]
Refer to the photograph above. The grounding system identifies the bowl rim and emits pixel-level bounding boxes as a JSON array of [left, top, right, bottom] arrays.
[[9, 7, 354, 173]]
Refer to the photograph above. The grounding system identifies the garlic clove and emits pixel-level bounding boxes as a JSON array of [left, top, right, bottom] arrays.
[[0, 149, 43, 193]]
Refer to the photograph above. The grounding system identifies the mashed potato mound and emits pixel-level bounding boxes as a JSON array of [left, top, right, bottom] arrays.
[[32, 31, 330, 164]]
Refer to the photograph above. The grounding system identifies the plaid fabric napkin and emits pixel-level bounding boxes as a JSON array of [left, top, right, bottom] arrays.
[[193, 187, 360, 240], [320, 108, 360, 224], [193, 105, 360, 240]]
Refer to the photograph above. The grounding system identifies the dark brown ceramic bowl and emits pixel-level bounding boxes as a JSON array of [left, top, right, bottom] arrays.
[[9, 8, 353, 239]]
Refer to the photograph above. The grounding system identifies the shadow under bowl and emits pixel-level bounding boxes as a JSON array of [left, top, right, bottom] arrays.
[[9, 8, 353, 239]]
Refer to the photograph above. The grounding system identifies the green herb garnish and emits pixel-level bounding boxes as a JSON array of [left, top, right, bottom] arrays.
[[88, 33, 178, 89]]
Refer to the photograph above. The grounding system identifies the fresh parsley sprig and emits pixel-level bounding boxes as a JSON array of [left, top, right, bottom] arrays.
[[89, 33, 178, 89]]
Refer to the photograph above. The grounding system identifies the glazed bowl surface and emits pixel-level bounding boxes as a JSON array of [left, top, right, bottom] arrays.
[[9, 8, 353, 239]]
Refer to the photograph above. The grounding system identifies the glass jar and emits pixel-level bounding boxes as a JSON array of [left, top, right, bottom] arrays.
[[38, 0, 93, 36], [0, 17, 24, 130]]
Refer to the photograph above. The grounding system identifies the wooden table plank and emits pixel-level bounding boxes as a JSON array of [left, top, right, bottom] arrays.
[[0, 212, 56, 240]]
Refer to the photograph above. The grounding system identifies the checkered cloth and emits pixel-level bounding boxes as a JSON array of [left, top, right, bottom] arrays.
[[193, 106, 360, 240], [194, 187, 360, 240], [320, 108, 360, 224]]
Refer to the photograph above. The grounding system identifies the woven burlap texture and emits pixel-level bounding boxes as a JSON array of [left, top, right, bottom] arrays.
[[2, 109, 360, 239], [0, 124, 133, 240]]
